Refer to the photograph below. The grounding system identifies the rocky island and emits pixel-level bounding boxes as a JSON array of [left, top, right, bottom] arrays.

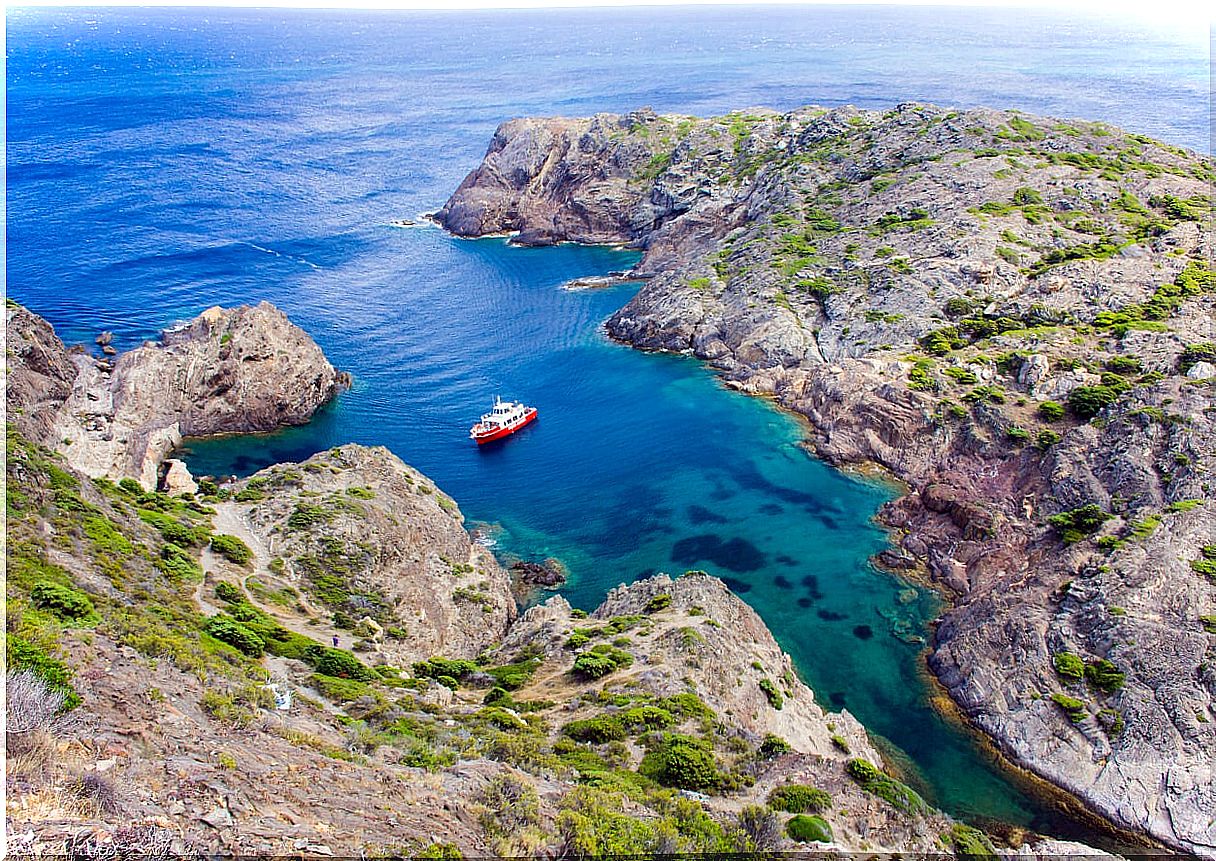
[[6, 302, 1100, 858], [435, 104, 1215, 856]]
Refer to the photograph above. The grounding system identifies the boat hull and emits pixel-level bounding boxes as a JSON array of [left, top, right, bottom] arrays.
[[471, 408, 537, 444]]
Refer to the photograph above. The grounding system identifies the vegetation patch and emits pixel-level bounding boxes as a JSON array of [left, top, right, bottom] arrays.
[[768, 783, 831, 813], [786, 814, 832, 843], [845, 758, 927, 816]]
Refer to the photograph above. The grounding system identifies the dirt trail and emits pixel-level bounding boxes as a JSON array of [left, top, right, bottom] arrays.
[[199, 503, 350, 651]]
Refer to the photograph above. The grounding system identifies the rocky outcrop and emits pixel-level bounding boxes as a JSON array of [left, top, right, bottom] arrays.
[[5, 302, 80, 445], [218, 444, 516, 663], [439, 104, 1216, 854], [5, 302, 348, 488]]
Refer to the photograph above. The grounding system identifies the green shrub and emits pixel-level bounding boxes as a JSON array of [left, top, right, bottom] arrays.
[[1048, 504, 1111, 543], [1052, 651, 1084, 680], [1084, 659, 1125, 692], [1068, 385, 1122, 418], [157, 542, 203, 581], [758, 678, 784, 709], [845, 758, 927, 815], [1006, 425, 1030, 443], [30, 582, 97, 623], [202, 616, 265, 657], [214, 581, 243, 604], [307, 645, 376, 681], [572, 645, 633, 680], [757, 733, 792, 759], [118, 477, 143, 494], [563, 716, 627, 743], [483, 656, 541, 691], [643, 593, 672, 613], [210, 534, 253, 566], [1050, 692, 1087, 722], [786, 815, 832, 843], [639, 733, 721, 791], [310, 673, 370, 703], [1036, 429, 1062, 449], [619, 705, 675, 731], [949, 823, 997, 858], [412, 656, 477, 680], [6, 635, 81, 711], [768, 783, 831, 813], [1178, 342, 1216, 373], [1038, 400, 1065, 420]]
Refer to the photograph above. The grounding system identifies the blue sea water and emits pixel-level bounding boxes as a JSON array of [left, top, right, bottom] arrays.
[[6, 4, 1208, 844]]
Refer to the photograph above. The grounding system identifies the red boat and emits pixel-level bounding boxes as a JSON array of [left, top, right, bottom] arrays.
[[469, 397, 538, 444]]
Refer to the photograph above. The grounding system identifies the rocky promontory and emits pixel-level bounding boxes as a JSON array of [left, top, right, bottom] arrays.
[[5, 301, 349, 488], [438, 104, 1215, 854]]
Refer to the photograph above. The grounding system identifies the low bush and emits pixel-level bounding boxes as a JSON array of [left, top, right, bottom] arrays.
[[307, 645, 377, 681], [1038, 400, 1065, 420], [768, 783, 831, 813], [949, 823, 997, 858], [210, 534, 253, 566], [757, 733, 791, 759], [1050, 692, 1087, 722], [845, 758, 927, 815], [202, 616, 265, 657], [619, 705, 675, 731], [1068, 385, 1122, 418], [30, 582, 97, 623], [786, 814, 832, 843], [643, 593, 672, 613], [413, 656, 478, 681], [638, 733, 722, 792], [572, 645, 633, 680], [563, 716, 627, 743], [758, 677, 784, 709], [1084, 658, 1125, 692], [1048, 504, 1111, 543], [1052, 651, 1084, 681]]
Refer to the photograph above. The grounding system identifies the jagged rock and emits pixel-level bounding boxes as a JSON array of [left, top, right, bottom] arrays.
[[1185, 360, 1213, 379], [95, 331, 113, 347], [160, 459, 198, 496], [510, 558, 567, 588]]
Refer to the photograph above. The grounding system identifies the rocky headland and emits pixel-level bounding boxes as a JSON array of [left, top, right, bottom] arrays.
[[5, 300, 349, 489], [6, 304, 1104, 858], [436, 104, 1215, 855]]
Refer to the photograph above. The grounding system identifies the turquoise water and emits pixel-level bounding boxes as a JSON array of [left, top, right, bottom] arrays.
[[7, 5, 1206, 844]]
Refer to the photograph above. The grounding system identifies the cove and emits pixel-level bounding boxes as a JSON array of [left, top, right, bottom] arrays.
[[180, 233, 1071, 839]]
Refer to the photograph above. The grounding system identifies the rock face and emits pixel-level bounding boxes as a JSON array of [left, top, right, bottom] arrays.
[[5, 302, 348, 488], [439, 104, 1216, 855], [221, 444, 516, 663]]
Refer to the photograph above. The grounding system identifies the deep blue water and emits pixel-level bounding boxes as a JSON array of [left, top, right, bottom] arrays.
[[6, 4, 1207, 843]]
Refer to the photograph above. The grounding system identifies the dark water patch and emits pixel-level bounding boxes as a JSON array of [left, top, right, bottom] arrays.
[[719, 576, 753, 595], [775, 553, 798, 567], [759, 503, 782, 516], [817, 609, 848, 621], [687, 504, 728, 525], [829, 691, 847, 707], [802, 574, 824, 600], [773, 575, 793, 590], [796, 597, 813, 608], [670, 534, 767, 573], [853, 624, 874, 640]]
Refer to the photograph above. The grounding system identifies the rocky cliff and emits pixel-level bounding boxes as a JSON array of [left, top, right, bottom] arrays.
[[5, 301, 348, 488], [437, 104, 1215, 855]]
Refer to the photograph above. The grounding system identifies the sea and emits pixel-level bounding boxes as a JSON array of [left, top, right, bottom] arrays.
[[5, 3, 1208, 846]]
